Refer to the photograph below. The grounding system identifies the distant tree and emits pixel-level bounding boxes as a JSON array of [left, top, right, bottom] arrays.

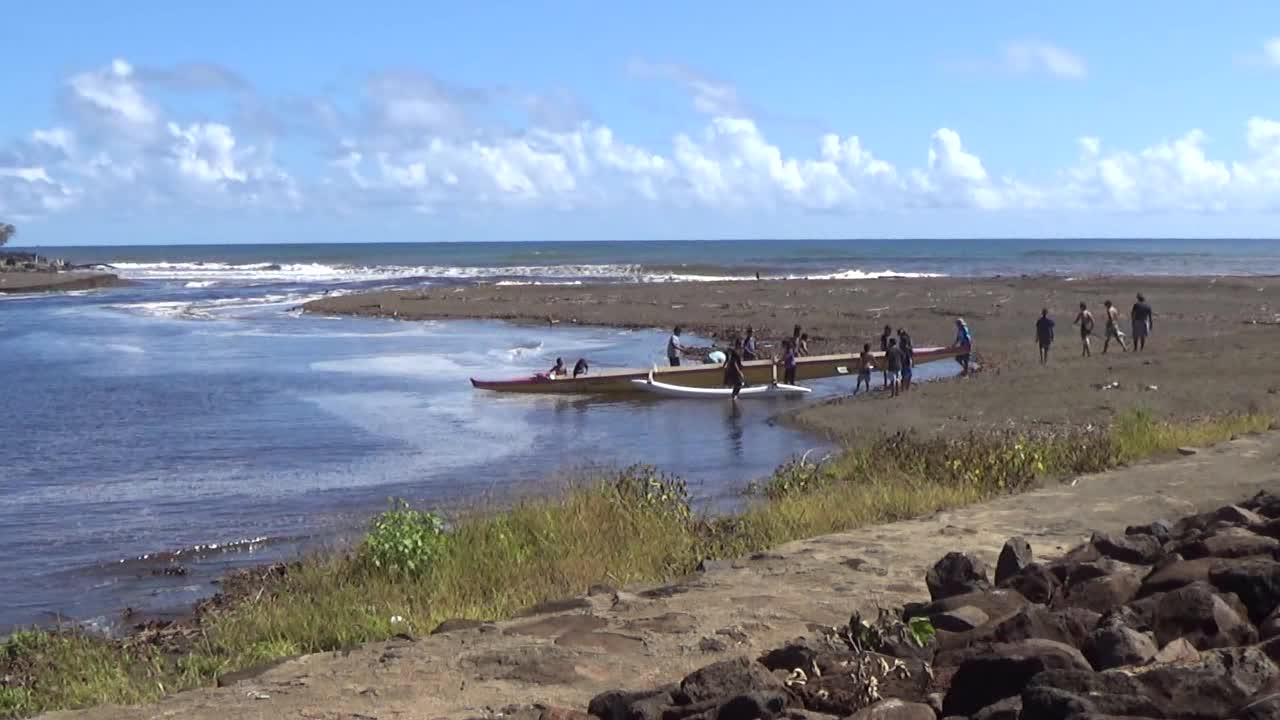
[[0, 223, 14, 247]]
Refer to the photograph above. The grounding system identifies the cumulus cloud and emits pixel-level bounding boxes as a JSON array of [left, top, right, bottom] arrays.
[[1266, 38, 1280, 66], [10, 56, 1280, 224]]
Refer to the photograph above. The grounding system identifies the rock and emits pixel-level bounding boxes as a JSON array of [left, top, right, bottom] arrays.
[[1092, 532, 1164, 565], [1053, 568, 1143, 614], [995, 537, 1033, 586], [714, 691, 788, 720], [758, 641, 818, 672], [930, 605, 990, 633], [1210, 558, 1280, 622], [431, 618, 485, 634], [1125, 520, 1173, 544], [1178, 526, 1280, 560], [624, 613, 700, 635], [926, 552, 991, 601], [588, 687, 677, 720], [1152, 637, 1200, 664], [1137, 557, 1218, 596], [1239, 692, 1280, 720], [700, 637, 730, 654], [698, 558, 738, 573], [997, 562, 1059, 604], [1153, 581, 1258, 650], [1213, 504, 1267, 527], [971, 695, 1021, 720], [1261, 607, 1280, 640], [1020, 670, 1164, 719], [844, 698, 934, 720], [1049, 558, 1117, 587], [940, 639, 1092, 716], [912, 589, 1029, 625], [972, 605, 1099, 650], [1134, 646, 1279, 719], [1177, 446, 1198, 455], [1083, 624, 1157, 670], [679, 657, 783, 704]]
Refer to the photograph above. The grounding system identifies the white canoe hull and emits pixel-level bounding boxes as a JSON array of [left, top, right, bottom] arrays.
[[630, 377, 812, 399]]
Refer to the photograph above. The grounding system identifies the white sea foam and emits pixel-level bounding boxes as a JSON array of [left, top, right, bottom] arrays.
[[109, 260, 946, 285]]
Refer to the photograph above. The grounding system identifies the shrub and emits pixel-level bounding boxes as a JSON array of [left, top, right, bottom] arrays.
[[359, 500, 448, 576]]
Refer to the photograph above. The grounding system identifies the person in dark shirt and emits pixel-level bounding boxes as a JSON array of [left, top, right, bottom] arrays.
[[885, 338, 904, 398], [880, 325, 893, 387], [572, 358, 589, 378], [548, 358, 567, 377], [1035, 309, 1055, 364], [723, 338, 746, 400], [781, 339, 798, 385], [742, 326, 758, 361], [896, 328, 914, 392], [855, 343, 873, 395], [1131, 293, 1154, 352]]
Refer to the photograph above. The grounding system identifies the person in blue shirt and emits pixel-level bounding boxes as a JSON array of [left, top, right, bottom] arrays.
[[742, 326, 759, 361], [781, 339, 798, 385], [954, 318, 973, 376], [1035, 309, 1055, 364]]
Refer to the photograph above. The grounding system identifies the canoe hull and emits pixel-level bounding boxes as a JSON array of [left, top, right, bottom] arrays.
[[630, 378, 811, 398], [470, 346, 963, 394]]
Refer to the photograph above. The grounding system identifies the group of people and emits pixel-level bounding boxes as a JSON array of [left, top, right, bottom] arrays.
[[667, 324, 812, 398], [1035, 293, 1154, 362]]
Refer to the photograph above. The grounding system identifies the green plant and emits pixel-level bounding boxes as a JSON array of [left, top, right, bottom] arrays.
[[359, 500, 448, 576]]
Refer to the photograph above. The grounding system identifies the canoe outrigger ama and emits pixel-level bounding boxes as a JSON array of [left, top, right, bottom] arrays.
[[469, 345, 964, 395]]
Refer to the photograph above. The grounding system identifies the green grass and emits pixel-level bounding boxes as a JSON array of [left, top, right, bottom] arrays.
[[2, 409, 1272, 718]]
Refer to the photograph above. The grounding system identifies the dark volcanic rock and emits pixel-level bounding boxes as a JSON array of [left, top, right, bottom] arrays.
[[1020, 669, 1164, 720], [926, 552, 991, 601], [1210, 558, 1280, 622], [970, 695, 1021, 720], [679, 657, 783, 704], [844, 699, 934, 720], [972, 605, 1099, 650], [940, 638, 1092, 716], [1138, 557, 1218, 597], [1083, 623, 1158, 670], [1153, 581, 1258, 650], [1177, 526, 1280, 560], [912, 589, 1029, 625], [1134, 646, 1279, 719], [930, 605, 990, 633], [1126, 519, 1173, 544], [714, 691, 788, 720], [1092, 532, 1164, 565], [995, 537, 1033, 586], [588, 687, 678, 720], [1054, 568, 1143, 614], [758, 640, 819, 672], [997, 561, 1059, 604]]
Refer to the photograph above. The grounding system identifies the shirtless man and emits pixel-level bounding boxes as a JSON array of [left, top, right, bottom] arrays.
[[1102, 300, 1128, 354], [1074, 302, 1095, 357]]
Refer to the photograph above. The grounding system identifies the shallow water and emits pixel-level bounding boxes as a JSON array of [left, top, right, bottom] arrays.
[[0, 279, 955, 632]]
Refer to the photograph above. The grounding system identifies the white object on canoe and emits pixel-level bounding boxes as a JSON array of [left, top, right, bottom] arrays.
[[631, 372, 812, 399]]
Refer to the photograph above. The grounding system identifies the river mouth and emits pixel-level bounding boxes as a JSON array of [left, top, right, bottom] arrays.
[[3, 278, 951, 635]]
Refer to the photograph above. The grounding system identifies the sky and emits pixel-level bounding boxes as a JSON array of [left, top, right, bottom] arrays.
[[4, 1, 1280, 245]]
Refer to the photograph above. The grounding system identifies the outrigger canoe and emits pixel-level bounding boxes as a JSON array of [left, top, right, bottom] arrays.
[[469, 345, 963, 395], [630, 372, 810, 399]]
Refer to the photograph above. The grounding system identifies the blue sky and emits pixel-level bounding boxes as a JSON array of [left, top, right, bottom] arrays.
[[4, 1, 1280, 245]]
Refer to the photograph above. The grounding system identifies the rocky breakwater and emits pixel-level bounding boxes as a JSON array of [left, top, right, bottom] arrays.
[[539, 491, 1280, 720]]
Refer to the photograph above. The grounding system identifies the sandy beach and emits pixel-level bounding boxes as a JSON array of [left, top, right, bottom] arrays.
[[306, 275, 1280, 438], [0, 272, 125, 294]]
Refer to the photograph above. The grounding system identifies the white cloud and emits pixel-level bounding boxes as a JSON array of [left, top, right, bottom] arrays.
[[13, 57, 1280, 225], [1005, 42, 1087, 79], [1265, 38, 1280, 66]]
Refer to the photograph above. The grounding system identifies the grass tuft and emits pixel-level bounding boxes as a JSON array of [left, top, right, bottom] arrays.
[[2, 409, 1272, 718]]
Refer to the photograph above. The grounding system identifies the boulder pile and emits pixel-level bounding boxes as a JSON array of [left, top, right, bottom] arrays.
[[569, 491, 1280, 720]]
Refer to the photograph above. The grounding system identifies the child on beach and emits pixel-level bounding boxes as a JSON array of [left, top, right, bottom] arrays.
[[854, 343, 873, 395]]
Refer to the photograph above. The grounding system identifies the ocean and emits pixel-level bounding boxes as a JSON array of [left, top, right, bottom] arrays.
[[2, 238, 1278, 634]]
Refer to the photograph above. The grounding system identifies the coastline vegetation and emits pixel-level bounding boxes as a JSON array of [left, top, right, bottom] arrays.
[[1, 408, 1273, 718]]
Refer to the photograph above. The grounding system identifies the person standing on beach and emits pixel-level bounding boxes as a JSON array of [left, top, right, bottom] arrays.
[[667, 326, 685, 366], [724, 337, 746, 400], [880, 325, 893, 387], [1074, 303, 1094, 357], [1103, 300, 1128, 353], [797, 333, 810, 356], [1035, 309, 1055, 364], [953, 318, 973, 376], [885, 338, 904, 397], [854, 343, 874, 395], [1131, 293, 1153, 352], [781, 339, 798, 385], [743, 326, 759, 361], [897, 328, 914, 391]]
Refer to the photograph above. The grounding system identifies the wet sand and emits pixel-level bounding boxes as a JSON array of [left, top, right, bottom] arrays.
[[0, 271, 125, 294], [306, 276, 1280, 438]]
